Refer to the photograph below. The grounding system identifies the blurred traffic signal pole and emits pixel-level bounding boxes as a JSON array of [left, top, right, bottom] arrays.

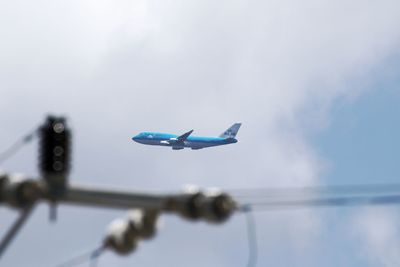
[[39, 116, 71, 220]]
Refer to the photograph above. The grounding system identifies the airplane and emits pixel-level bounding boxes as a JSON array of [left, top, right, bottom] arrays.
[[132, 123, 241, 150]]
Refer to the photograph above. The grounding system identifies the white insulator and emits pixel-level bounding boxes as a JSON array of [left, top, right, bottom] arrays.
[[105, 218, 139, 255], [105, 210, 159, 255], [183, 184, 201, 194], [128, 209, 159, 239], [204, 187, 222, 197]]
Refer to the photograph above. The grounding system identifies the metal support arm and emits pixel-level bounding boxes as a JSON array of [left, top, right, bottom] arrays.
[[1, 175, 237, 223], [60, 184, 174, 211]]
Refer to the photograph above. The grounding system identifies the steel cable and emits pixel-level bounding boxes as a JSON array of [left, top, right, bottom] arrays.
[[0, 127, 38, 165], [52, 246, 104, 267]]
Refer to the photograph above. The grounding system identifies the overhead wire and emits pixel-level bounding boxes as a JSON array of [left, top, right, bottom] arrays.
[[0, 127, 39, 166], [241, 205, 258, 267], [231, 183, 400, 210], [230, 183, 400, 199], [0, 204, 36, 258], [242, 194, 400, 211], [52, 246, 104, 267], [0, 125, 40, 260], [232, 184, 400, 267]]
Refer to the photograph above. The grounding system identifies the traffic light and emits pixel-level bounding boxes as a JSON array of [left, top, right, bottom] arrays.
[[39, 116, 71, 199]]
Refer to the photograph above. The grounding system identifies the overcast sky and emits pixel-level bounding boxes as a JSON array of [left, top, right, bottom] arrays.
[[1, 0, 400, 266]]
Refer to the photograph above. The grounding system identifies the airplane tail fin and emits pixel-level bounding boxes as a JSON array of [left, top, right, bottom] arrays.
[[219, 123, 241, 138]]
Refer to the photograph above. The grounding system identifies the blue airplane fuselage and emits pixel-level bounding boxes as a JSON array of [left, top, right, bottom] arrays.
[[132, 123, 241, 150], [132, 132, 237, 150]]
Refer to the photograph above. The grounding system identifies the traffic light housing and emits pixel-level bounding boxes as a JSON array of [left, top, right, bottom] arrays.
[[39, 116, 71, 198]]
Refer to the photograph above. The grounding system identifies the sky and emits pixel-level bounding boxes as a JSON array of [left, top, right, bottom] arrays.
[[1, 0, 400, 266]]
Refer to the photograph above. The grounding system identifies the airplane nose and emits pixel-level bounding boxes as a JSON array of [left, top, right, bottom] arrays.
[[132, 134, 140, 142]]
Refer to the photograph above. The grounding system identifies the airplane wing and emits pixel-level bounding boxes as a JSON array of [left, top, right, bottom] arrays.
[[160, 130, 193, 146], [177, 130, 193, 141]]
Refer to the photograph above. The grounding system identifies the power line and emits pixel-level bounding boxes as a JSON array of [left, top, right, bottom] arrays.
[[0, 127, 38, 165], [230, 183, 400, 199], [242, 205, 257, 267], [52, 246, 104, 267], [0, 204, 35, 258], [232, 183, 400, 210], [241, 194, 400, 211]]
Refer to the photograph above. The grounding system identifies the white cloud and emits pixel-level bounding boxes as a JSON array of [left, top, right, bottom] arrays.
[[0, 0, 400, 266], [352, 208, 400, 267]]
